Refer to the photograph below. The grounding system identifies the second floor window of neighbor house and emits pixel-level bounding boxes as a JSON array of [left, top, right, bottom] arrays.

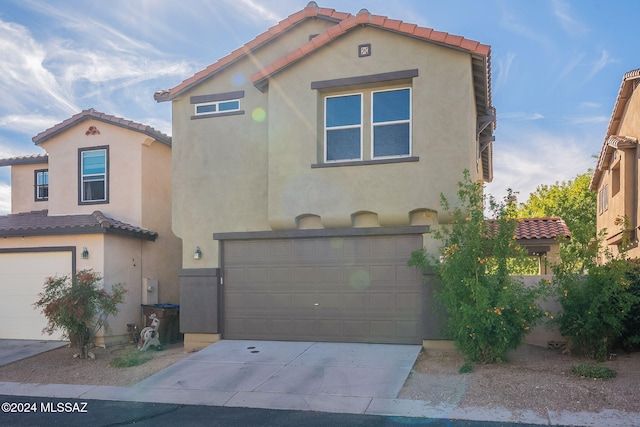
[[35, 169, 48, 201], [325, 87, 411, 162], [80, 148, 107, 203]]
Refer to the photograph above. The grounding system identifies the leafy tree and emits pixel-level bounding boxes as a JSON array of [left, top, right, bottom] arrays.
[[409, 170, 547, 363], [34, 270, 126, 358], [516, 172, 596, 272]]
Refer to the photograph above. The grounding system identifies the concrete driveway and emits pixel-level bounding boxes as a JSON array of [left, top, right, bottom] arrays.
[[0, 339, 68, 367], [132, 340, 421, 413]]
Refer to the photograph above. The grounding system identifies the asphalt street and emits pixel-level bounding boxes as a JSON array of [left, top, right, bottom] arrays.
[[0, 395, 569, 427]]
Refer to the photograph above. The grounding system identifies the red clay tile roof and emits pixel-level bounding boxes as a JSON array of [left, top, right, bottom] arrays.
[[250, 8, 490, 89], [0, 210, 157, 241], [486, 217, 571, 241], [591, 68, 640, 190], [154, 3, 349, 102], [514, 217, 571, 240], [32, 109, 171, 147], [154, 3, 492, 110], [0, 153, 48, 167]]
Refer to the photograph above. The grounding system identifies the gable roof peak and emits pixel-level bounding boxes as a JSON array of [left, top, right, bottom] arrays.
[[32, 108, 171, 147]]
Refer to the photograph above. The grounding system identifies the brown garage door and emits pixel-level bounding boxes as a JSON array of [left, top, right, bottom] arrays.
[[222, 234, 425, 344]]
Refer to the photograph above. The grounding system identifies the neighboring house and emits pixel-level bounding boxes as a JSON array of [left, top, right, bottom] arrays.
[[508, 217, 571, 275], [0, 109, 181, 346], [155, 2, 496, 350], [591, 68, 640, 260]]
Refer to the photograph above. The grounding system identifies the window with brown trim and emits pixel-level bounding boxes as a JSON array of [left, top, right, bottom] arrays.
[[34, 169, 48, 201], [79, 146, 108, 204]]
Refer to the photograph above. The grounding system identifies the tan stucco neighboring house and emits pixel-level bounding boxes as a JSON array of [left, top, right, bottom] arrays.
[[155, 3, 496, 350], [591, 68, 640, 260], [0, 109, 182, 346]]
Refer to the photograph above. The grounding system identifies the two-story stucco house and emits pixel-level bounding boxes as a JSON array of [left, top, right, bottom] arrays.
[[155, 3, 496, 350], [591, 68, 640, 259], [0, 109, 182, 345]]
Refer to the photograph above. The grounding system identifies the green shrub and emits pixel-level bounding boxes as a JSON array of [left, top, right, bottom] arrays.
[[571, 363, 617, 379], [34, 269, 126, 358], [409, 170, 547, 364], [458, 362, 473, 374], [619, 259, 640, 351], [109, 348, 152, 368], [553, 259, 640, 361]]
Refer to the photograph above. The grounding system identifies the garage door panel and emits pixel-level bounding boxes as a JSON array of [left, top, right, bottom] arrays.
[[370, 293, 394, 310], [269, 267, 291, 283], [0, 251, 71, 340], [223, 235, 424, 344], [317, 293, 341, 309], [268, 293, 292, 308]]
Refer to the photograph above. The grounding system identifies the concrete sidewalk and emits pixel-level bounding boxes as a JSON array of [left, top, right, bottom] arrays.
[[0, 340, 68, 367], [0, 340, 638, 426]]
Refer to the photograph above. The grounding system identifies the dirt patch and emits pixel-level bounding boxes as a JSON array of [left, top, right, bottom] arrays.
[[399, 344, 640, 416], [0, 342, 189, 387]]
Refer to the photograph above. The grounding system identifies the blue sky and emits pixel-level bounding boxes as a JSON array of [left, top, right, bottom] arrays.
[[0, 0, 638, 215]]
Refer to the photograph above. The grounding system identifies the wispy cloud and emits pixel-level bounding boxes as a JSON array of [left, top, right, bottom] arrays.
[[552, 0, 589, 37], [499, 6, 549, 47], [495, 51, 516, 90], [0, 114, 61, 136], [580, 101, 600, 109], [500, 112, 544, 121], [568, 115, 609, 125], [487, 128, 596, 204], [0, 20, 78, 115], [586, 49, 614, 81]]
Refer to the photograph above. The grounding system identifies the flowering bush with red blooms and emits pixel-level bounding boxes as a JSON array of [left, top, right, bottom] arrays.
[[34, 269, 125, 357], [409, 170, 548, 364]]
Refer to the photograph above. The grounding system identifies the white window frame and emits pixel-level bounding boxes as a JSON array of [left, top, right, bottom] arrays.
[[370, 87, 412, 160], [80, 148, 108, 203], [194, 99, 241, 116], [324, 92, 363, 163]]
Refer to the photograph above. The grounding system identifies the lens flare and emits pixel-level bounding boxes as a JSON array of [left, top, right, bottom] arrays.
[[252, 107, 266, 122]]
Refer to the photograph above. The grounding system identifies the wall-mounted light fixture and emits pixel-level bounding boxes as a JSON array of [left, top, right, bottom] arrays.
[[194, 246, 202, 260], [81, 247, 89, 259]]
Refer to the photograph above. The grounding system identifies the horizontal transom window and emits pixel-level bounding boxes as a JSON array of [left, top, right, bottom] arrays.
[[195, 99, 240, 116]]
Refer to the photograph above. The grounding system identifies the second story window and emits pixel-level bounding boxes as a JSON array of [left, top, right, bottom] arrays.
[[195, 99, 240, 116], [79, 147, 108, 204], [35, 169, 48, 201], [372, 88, 411, 158], [325, 93, 363, 162]]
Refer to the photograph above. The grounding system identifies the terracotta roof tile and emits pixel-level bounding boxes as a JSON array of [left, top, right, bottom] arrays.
[[250, 9, 491, 87], [156, 4, 491, 104], [32, 109, 171, 147], [487, 217, 571, 241], [0, 210, 157, 241], [154, 4, 350, 102]]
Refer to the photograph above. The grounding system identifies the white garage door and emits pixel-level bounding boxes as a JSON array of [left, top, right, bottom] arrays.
[[0, 251, 72, 340]]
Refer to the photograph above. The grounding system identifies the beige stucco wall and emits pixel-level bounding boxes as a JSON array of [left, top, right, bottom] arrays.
[[171, 22, 482, 269], [267, 27, 478, 230], [596, 84, 640, 259], [140, 139, 181, 303], [37, 119, 143, 224], [10, 162, 48, 214]]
